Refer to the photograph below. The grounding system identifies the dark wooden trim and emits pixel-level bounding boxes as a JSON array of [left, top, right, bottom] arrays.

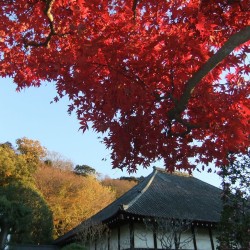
[[129, 221, 135, 249], [191, 225, 197, 250], [118, 225, 120, 250], [108, 233, 110, 250], [209, 227, 215, 250], [153, 229, 157, 249]]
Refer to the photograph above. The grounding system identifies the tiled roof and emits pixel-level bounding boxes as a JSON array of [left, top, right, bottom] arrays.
[[91, 167, 222, 223], [126, 168, 222, 222], [54, 167, 222, 244]]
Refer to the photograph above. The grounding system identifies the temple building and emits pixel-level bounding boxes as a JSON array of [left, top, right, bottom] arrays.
[[55, 167, 222, 249]]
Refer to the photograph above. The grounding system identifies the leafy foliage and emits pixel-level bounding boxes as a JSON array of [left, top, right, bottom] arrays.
[[74, 165, 97, 177], [217, 152, 250, 249], [16, 137, 47, 167], [0, 143, 33, 185], [0, 141, 53, 248], [61, 243, 86, 250], [102, 177, 137, 198], [34, 165, 116, 238], [0, 1, 249, 172], [0, 183, 53, 245]]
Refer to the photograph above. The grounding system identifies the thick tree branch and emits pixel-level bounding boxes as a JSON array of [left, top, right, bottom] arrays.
[[168, 25, 250, 120], [24, 0, 69, 47], [166, 115, 201, 138]]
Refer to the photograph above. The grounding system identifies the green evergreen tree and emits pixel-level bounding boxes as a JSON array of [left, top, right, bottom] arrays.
[[217, 152, 250, 249]]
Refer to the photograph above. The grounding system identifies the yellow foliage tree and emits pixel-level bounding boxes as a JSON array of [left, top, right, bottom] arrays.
[[0, 145, 30, 185], [102, 178, 137, 198], [34, 165, 116, 238], [16, 137, 47, 170], [0, 143, 53, 247]]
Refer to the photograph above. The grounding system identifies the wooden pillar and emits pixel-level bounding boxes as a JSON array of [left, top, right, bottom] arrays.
[[153, 229, 157, 249], [129, 221, 135, 249], [118, 226, 120, 250], [108, 233, 110, 250], [191, 225, 197, 250], [209, 227, 215, 250]]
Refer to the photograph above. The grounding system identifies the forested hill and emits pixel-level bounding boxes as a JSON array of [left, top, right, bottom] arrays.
[[0, 137, 140, 247]]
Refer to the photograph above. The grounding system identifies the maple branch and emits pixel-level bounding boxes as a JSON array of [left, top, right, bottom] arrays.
[[132, 0, 140, 18], [168, 25, 250, 120], [166, 115, 201, 138], [24, 0, 70, 47]]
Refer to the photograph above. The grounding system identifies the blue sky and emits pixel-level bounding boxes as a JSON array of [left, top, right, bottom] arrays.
[[0, 77, 221, 186]]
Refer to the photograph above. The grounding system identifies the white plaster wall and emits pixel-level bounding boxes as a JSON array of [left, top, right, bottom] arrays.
[[88, 241, 95, 250], [156, 229, 170, 249], [179, 229, 195, 249], [109, 227, 118, 250], [196, 228, 213, 250], [156, 230, 194, 249], [212, 230, 220, 249], [95, 236, 109, 250], [88, 235, 109, 250], [88, 224, 217, 250], [134, 222, 154, 249], [120, 224, 130, 250]]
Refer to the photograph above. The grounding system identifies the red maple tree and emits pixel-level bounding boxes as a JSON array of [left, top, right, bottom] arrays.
[[0, 0, 249, 172]]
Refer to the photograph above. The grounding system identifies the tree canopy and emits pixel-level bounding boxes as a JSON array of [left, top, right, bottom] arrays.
[[34, 164, 116, 237], [102, 177, 138, 198], [1, 138, 129, 243], [0, 143, 33, 185], [0, 183, 53, 246], [217, 152, 250, 249], [0, 1, 249, 172], [0, 142, 53, 248], [74, 164, 97, 177]]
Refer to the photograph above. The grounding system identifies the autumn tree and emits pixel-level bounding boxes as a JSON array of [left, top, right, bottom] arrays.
[[0, 1, 249, 172], [102, 177, 137, 198], [0, 143, 53, 249], [34, 164, 116, 238], [16, 137, 47, 169], [74, 165, 97, 177], [0, 143, 33, 186], [45, 150, 74, 170]]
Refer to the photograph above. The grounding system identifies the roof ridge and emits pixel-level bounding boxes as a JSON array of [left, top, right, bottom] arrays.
[[154, 166, 192, 177], [123, 168, 158, 210]]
